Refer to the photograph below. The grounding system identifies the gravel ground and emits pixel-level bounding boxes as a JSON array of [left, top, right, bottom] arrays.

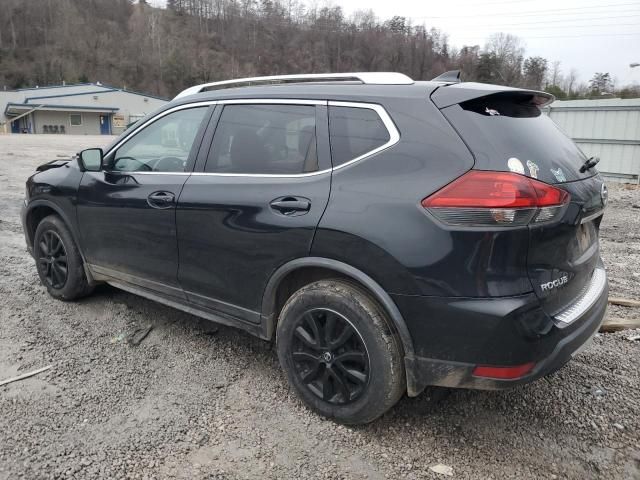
[[0, 135, 639, 480]]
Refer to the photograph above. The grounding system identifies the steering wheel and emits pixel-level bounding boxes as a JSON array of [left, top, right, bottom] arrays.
[[154, 156, 185, 172], [112, 156, 152, 172]]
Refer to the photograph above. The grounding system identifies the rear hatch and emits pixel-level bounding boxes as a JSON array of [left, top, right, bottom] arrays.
[[434, 84, 607, 317]]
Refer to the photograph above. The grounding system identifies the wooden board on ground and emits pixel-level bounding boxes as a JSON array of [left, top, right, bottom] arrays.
[[600, 317, 640, 333], [608, 297, 640, 308]]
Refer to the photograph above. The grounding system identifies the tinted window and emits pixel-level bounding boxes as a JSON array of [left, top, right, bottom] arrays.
[[69, 114, 82, 126], [112, 107, 208, 172], [329, 106, 390, 166], [445, 94, 592, 184], [206, 104, 317, 174]]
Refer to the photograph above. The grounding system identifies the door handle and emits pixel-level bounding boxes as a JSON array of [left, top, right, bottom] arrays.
[[270, 197, 311, 216], [147, 191, 175, 209]]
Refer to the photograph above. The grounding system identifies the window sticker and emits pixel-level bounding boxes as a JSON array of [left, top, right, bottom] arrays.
[[551, 167, 566, 182], [526, 160, 539, 179], [485, 107, 500, 116], [507, 157, 525, 175]]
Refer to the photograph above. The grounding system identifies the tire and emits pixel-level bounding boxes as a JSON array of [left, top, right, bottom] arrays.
[[276, 279, 405, 424], [33, 214, 93, 301]]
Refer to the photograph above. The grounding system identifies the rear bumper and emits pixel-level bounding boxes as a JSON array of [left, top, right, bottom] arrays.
[[397, 273, 608, 395]]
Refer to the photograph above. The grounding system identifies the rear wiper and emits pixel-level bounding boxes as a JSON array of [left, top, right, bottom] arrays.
[[579, 156, 600, 173]]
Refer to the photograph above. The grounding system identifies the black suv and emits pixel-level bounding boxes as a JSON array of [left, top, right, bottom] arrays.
[[22, 72, 608, 424]]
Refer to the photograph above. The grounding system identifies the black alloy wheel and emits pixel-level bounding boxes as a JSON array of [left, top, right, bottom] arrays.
[[290, 308, 370, 405], [37, 230, 68, 289]]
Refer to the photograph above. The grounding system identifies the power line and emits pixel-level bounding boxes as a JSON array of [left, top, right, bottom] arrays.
[[442, 22, 640, 31], [454, 31, 640, 40], [429, 0, 635, 6], [409, 3, 640, 19], [433, 13, 640, 27]]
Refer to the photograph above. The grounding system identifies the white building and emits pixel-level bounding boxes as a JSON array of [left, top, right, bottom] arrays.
[[0, 83, 167, 136]]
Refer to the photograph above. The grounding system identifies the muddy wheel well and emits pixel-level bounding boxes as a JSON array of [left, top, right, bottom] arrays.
[[273, 267, 349, 322], [271, 267, 402, 341], [25, 206, 58, 246]]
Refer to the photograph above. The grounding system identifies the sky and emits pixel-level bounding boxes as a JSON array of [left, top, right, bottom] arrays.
[[336, 0, 640, 85], [150, 0, 640, 85]]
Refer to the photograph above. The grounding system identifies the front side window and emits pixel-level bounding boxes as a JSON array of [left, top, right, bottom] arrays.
[[328, 106, 390, 166], [205, 104, 317, 174], [69, 114, 82, 126], [111, 107, 208, 173]]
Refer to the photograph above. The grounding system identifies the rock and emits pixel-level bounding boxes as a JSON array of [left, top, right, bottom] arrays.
[[429, 464, 453, 476]]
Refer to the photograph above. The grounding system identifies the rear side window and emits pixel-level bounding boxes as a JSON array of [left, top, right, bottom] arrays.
[[443, 93, 592, 184], [206, 104, 317, 174], [329, 106, 390, 166]]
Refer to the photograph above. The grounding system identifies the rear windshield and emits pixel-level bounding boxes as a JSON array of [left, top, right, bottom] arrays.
[[442, 94, 594, 184]]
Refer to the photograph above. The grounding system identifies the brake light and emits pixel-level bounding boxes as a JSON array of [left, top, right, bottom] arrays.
[[472, 362, 535, 379], [421, 171, 569, 227]]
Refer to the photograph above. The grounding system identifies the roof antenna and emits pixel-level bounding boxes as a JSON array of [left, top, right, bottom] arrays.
[[431, 70, 461, 83]]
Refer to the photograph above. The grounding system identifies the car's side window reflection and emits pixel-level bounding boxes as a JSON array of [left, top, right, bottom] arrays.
[[111, 107, 208, 173], [205, 104, 318, 174]]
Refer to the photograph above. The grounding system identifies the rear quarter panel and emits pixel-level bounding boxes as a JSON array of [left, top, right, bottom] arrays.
[[313, 96, 503, 296]]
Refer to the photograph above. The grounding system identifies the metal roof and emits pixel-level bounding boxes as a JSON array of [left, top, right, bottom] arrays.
[[4, 83, 168, 102], [4, 102, 119, 116], [550, 98, 640, 110]]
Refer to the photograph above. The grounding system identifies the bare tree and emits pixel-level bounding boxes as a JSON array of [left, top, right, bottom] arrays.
[[0, 0, 636, 99], [548, 60, 561, 87], [484, 33, 524, 85]]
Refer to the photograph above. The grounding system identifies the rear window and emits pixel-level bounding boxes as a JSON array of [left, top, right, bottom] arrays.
[[329, 106, 390, 166], [442, 94, 593, 184]]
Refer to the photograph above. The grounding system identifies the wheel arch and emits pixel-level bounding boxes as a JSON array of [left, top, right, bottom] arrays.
[[24, 199, 95, 284], [25, 201, 69, 247], [261, 257, 415, 359]]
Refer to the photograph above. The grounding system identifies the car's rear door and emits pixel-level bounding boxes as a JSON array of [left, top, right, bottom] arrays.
[[176, 100, 331, 322], [438, 90, 607, 319], [77, 105, 212, 298]]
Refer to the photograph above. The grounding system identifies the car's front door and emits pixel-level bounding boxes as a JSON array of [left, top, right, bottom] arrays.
[[77, 105, 212, 298], [176, 101, 331, 321]]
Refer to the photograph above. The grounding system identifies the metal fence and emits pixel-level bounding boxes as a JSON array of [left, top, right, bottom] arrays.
[[546, 98, 640, 184]]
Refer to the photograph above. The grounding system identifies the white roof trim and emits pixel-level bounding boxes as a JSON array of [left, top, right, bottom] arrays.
[[174, 72, 414, 100]]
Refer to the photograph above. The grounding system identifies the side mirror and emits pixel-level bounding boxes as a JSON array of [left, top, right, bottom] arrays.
[[78, 148, 103, 172]]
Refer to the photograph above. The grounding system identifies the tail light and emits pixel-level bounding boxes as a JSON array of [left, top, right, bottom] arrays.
[[421, 171, 570, 227]]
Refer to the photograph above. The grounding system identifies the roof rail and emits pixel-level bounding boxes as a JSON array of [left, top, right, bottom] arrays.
[[173, 72, 414, 99]]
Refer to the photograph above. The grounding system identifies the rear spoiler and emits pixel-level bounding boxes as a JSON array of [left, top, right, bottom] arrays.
[[431, 82, 554, 109]]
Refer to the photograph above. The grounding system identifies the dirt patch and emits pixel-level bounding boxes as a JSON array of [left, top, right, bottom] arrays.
[[0, 135, 639, 479]]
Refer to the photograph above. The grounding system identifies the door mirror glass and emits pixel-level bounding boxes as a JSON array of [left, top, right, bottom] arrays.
[[78, 148, 103, 171]]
